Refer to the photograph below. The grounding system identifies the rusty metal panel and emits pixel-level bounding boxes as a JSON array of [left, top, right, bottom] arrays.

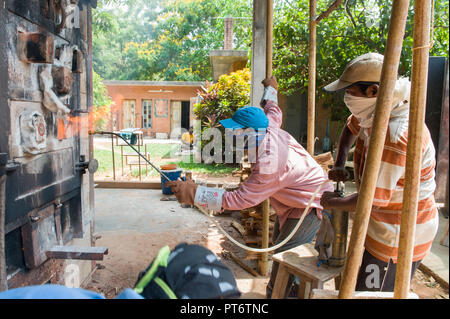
[[21, 205, 58, 269], [1, 0, 97, 288]]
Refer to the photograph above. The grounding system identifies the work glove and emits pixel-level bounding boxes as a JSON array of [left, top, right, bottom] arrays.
[[165, 180, 198, 206], [314, 212, 334, 265], [328, 166, 350, 182]]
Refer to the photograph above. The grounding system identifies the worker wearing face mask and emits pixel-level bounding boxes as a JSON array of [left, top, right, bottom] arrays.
[[321, 53, 439, 292], [166, 76, 333, 298]]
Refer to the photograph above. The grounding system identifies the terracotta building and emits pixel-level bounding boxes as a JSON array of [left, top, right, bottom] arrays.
[[104, 81, 204, 138]]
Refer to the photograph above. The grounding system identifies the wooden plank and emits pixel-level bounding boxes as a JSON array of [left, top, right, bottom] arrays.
[[94, 180, 162, 189], [245, 250, 261, 260], [311, 289, 419, 299], [298, 280, 311, 299], [231, 221, 247, 237], [272, 246, 343, 283], [228, 251, 259, 277], [271, 264, 290, 299], [46, 246, 108, 261]]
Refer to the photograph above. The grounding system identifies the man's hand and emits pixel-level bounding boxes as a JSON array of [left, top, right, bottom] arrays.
[[165, 180, 198, 205], [320, 191, 343, 210], [328, 166, 350, 182], [262, 76, 278, 91]]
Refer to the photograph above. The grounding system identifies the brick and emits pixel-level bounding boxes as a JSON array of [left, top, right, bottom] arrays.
[[17, 32, 54, 64], [52, 66, 72, 94]]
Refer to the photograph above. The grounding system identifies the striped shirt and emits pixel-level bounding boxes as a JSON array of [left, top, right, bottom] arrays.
[[347, 114, 439, 263]]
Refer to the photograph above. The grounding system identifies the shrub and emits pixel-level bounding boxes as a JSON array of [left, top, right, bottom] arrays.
[[193, 68, 251, 159]]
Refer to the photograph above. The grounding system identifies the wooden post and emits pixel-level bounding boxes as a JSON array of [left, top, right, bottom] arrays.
[[121, 145, 124, 176], [259, 0, 273, 277], [307, 0, 317, 155], [394, 0, 432, 299], [266, 0, 273, 78], [111, 133, 116, 180], [138, 142, 141, 181], [338, 0, 410, 299]]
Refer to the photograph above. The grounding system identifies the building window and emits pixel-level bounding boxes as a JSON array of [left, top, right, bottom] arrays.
[[122, 99, 136, 129], [154, 99, 169, 118], [142, 100, 152, 128]]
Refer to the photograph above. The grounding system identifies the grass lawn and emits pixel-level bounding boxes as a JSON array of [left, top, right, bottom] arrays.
[[94, 143, 237, 177]]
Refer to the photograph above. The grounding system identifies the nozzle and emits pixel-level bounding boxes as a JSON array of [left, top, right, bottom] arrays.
[[89, 130, 102, 135]]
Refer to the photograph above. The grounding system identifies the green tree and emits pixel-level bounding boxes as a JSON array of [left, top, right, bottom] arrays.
[[93, 0, 253, 81], [273, 0, 449, 122], [92, 71, 113, 131]]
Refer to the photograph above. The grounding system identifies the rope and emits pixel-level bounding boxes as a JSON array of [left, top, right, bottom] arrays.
[[195, 179, 331, 253]]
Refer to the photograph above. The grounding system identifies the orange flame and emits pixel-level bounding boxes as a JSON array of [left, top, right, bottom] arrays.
[[58, 104, 112, 139]]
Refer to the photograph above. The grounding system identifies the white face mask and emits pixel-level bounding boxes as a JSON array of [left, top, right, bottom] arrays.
[[343, 93, 377, 128], [232, 129, 266, 151]]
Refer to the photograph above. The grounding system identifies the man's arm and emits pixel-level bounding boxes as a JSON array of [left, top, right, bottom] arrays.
[[166, 169, 281, 213], [321, 192, 358, 212], [261, 77, 283, 129], [328, 125, 357, 182]]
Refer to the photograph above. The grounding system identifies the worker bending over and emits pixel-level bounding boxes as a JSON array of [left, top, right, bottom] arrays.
[[321, 53, 439, 292], [167, 76, 333, 298]]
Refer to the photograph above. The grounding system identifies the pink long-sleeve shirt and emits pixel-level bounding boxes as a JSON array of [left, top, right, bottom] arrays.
[[222, 100, 334, 230]]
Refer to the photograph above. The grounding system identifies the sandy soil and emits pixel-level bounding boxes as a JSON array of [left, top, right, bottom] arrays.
[[83, 188, 448, 300]]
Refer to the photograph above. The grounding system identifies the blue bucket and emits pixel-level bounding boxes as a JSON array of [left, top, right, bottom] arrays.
[[160, 169, 183, 195]]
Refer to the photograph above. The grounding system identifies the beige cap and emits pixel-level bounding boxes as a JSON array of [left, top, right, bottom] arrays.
[[324, 52, 384, 92]]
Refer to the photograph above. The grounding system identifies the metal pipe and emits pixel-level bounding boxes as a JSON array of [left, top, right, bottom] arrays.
[[111, 132, 116, 180], [91, 131, 172, 181], [338, 0, 410, 299], [329, 182, 349, 269], [394, 0, 432, 299]]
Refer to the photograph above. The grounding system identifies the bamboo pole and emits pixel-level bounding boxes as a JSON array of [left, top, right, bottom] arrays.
[[259, 0, 273, 277], [394, 0, 432, 299], [338, 0, 410, 299], [307, 0, 317, 155]]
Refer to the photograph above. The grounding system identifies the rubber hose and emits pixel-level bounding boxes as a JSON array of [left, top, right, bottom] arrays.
[[195, 179, 331, 253]]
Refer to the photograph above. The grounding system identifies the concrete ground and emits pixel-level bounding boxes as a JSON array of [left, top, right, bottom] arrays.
[[421, 211, 449, 286], [85, 188, 448, 299], [84, 188, 271, 298]]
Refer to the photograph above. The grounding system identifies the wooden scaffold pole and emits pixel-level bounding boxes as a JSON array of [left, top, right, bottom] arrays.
[[307, 0, 317, 155], [338, 0, 411, 299], [259, 0, 274, 277], [394, 0, 432, 299]]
